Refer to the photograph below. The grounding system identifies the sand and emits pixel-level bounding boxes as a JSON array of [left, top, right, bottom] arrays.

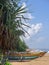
[[10, 53, 49, 65]]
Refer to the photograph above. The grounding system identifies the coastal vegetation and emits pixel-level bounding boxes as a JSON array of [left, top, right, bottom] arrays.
[[0, 0, 29, 64], [0, 0, 29, 54]]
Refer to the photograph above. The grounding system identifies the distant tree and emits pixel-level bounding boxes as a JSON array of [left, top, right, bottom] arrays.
[[16, 38, 28, 52]]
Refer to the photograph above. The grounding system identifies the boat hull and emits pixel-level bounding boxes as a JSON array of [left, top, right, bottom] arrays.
[[8, 52, 46, 61]]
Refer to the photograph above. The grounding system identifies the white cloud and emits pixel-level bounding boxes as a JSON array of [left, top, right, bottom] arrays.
[[25, 23, 42, 39], [16, 2, 42, 40], [23, 13, 34, 19], [47, 51, 49, 53], [16, 13, 33, 20]]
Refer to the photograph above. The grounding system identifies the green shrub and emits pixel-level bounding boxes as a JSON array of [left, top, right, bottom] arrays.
[[4, 61, 11, 65]]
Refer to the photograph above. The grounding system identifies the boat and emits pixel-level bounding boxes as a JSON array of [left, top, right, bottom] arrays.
[[8, 51, 46, 61]]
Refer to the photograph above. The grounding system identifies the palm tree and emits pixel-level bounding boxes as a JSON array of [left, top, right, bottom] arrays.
[[0, 0, 30, 64], [0, 0, 29, 54]]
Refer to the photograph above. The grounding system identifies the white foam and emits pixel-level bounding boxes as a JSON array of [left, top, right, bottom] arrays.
[[47, 51, 49, 53]]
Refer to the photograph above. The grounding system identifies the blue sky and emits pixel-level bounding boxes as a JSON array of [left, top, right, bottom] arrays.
[[21, 0, 49, 50]]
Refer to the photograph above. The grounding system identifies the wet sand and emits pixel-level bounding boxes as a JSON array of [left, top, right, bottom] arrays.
[[10, 53, 49, 65]]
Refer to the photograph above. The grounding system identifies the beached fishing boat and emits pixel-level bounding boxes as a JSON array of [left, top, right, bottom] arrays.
[[8, 51, 46, 61]]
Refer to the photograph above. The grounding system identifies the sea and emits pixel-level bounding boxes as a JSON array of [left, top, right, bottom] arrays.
[[35, 48, 49, 52], [31, 48, 49, 53]]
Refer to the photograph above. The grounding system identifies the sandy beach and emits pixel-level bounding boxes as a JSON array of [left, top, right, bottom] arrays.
[[10, 53, 49, 65]]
